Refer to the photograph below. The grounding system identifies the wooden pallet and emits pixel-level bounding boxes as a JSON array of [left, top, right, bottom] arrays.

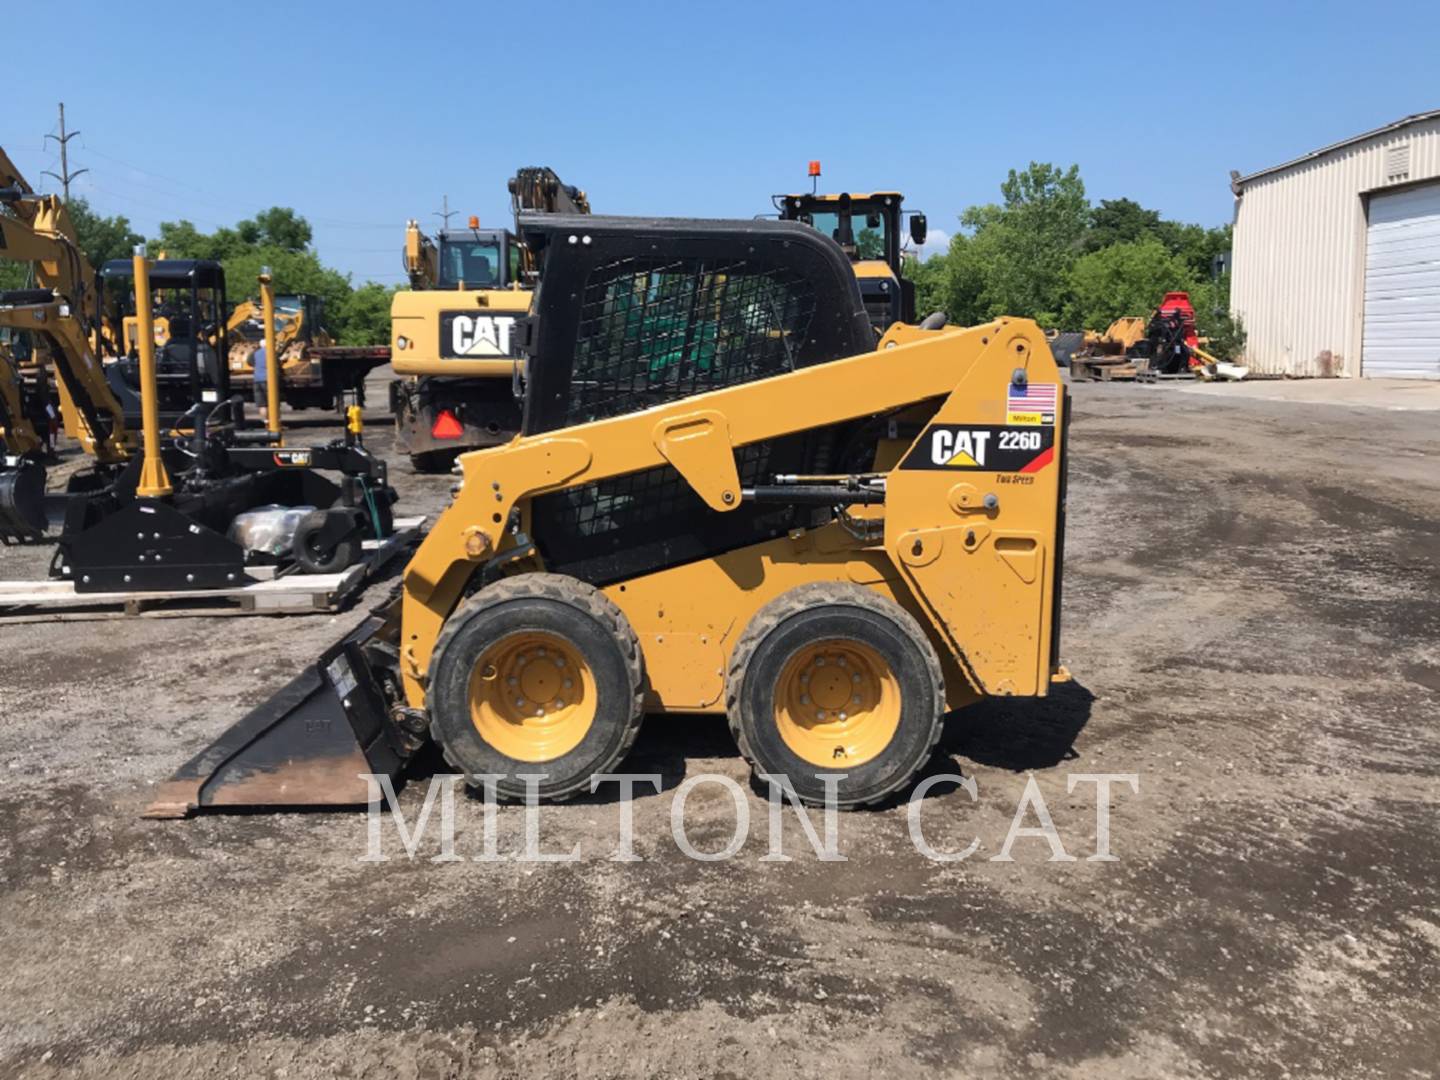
[[0, 516, 425, 620], [1070, 356, 1146, 382]]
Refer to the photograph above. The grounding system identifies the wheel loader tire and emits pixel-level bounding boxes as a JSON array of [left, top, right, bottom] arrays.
[[726, 582, 945, 809], [428, 573, 645, 801], [292, 509, 362, 574]]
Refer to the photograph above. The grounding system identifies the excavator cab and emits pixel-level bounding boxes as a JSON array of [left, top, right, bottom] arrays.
[[99, 259, 232, 429]]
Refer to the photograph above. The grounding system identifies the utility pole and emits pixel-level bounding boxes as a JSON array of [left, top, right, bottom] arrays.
[[43, 102, 89, 200], [433, 194, 456, 231]]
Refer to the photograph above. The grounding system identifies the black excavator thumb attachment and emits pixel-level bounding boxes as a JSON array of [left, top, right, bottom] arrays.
[[0, 457, 47, 541], [143, 605, 426, 818]]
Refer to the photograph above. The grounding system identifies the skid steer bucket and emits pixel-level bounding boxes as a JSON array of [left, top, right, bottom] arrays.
[[143, 611, 422, 817]]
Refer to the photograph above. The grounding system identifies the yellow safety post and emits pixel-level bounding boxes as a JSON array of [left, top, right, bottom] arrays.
[[132, 245, 173, 498], [259, 266, 282, 442]]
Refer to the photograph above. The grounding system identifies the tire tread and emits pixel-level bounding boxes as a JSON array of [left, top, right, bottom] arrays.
[[427, 572, 645, 800], [725, 582, 945, 807]]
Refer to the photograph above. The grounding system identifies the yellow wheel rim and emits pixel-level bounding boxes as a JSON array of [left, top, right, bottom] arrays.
[[467, 631, 596, 763], [774, 639, 901, 767]]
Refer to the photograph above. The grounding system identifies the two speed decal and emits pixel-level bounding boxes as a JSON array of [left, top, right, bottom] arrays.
[[900, 424, 1055, 473]]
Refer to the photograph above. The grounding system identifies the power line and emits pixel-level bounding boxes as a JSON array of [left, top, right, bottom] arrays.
[[41, 103, 88, 201]]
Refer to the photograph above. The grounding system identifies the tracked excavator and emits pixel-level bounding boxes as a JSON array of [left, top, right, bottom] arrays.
[[149, 211, 1070, 817], [389, 167, 590, 471], [0, 147, 133, 540], [0, 145, 400, 581]]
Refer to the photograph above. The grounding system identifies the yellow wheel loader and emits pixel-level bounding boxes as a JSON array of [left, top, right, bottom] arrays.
[[774, 172, 928, 335], [149, 212, 1069, 816]]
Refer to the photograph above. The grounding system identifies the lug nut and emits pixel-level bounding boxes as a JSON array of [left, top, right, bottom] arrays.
[[800, 695, 810, 705]]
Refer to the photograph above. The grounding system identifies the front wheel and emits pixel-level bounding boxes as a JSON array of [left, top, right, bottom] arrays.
[[726, 582, 945, 808], [427, 574, 645, 801]]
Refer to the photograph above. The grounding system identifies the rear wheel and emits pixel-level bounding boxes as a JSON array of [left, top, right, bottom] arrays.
[[727, 582, 945, 808], [427, 574, 645, 801]]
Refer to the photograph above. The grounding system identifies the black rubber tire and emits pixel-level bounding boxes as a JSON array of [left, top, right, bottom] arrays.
[[410, 449, 458, 475], [726, 582, 945, 809], [351, 487, 393, 540], [292, 509, 362, 574], [427, 573, 645, 801]]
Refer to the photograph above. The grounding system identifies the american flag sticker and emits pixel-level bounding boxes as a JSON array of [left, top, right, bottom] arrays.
[[1006, 382, 1058, 426]]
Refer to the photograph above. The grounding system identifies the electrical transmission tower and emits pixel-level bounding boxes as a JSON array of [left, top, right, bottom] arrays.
[[43, 102, 89, 200], [433, 194, 456, 230]]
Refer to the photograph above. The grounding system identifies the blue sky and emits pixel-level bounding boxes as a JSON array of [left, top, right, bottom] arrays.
[[7, 0, 1436, 280]]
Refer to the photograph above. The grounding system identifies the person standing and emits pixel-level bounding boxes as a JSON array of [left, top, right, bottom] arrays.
[[250, 342, 268, 425]]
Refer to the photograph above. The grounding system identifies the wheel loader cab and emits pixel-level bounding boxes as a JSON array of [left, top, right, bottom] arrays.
[[776, 192, 922, 333]]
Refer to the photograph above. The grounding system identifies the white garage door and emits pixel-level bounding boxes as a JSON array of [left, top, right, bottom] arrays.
[[1363, 182, 1440, 378]]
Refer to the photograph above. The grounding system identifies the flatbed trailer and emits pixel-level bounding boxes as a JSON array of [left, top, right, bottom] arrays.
[[229, 345, 392, 413]]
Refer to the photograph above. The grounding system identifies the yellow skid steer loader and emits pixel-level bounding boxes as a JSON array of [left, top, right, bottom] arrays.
[[149, 213, 1070, 815]]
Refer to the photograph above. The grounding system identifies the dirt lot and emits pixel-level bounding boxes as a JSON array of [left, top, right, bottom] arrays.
[[1, 379, 1437, 1079]]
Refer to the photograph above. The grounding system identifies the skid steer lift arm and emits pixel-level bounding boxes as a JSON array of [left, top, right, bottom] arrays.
[[150, 213, 1068, 817]]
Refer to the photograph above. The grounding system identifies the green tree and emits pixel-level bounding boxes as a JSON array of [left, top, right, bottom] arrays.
[[1085, 198, 1162, 252], [1156, 221, 1232, 281], [958, 162, 1090, 325], [67, 198, 145, 268], [150, 210, 390, 344], [335, 282, 395, 346], [237, 207, 312, 253], [1065, 237, 1194, 330], [1189, 273, 1246, 360]]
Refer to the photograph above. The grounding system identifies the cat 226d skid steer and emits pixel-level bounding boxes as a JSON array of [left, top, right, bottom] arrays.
[[148, 212, 1070, 816]]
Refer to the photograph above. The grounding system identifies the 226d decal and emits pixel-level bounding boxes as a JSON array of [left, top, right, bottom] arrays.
[[900, 424, 1055, 473]]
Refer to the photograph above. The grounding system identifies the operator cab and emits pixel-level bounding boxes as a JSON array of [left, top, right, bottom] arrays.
[[775, 191, 927, 334], [98, 259, 231, 428], [437, 228, 523, 290]]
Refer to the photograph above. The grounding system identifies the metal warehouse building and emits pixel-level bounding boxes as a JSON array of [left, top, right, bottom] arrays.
[[1231, 110, 1440, 378]]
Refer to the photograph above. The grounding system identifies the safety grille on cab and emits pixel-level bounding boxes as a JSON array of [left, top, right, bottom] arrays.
[[562, 256, 817, 427]]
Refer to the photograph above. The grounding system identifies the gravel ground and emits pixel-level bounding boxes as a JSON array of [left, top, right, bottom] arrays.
[[1, 377, 1437, 1079]]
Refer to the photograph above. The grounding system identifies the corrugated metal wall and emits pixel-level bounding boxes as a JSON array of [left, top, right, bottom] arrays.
[[1232, 116, 1440, 376]]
